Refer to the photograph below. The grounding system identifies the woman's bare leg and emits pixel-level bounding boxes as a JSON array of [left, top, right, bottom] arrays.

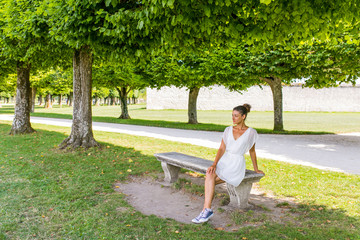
[[203, 173, 225, 210]]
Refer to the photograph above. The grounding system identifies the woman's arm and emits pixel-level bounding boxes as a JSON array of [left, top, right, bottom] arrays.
[[249, 144, 264, 174], [207, 139, 226, 174]]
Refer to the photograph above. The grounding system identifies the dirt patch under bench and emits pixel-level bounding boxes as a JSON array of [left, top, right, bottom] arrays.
[[114, 173, 300, 232]]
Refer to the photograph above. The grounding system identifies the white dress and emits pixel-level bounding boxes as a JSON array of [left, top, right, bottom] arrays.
[[215, 126, 258, 187]]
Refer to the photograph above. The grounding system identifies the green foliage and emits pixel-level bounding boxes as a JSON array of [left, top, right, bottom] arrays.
[[92, 87, 110, 99], [33, 68, 72, 96], [208, 42, 360, 91], [93, 60, 149, 92], [145, 51, 245, 90], [0, 74, 16, 98], [44, 0, 360, 60], [301, 42, 360, 88], [0, 0, 63, 70]]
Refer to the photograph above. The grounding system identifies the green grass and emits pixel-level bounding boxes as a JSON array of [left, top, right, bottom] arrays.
[[0, 121, 359, 239], [2, 103, 360, 134]]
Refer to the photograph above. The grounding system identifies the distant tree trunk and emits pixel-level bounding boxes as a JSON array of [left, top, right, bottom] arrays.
[[59, 94, 63, 107], [94, 97, 100, 106], [60, 46, 99, 149], [30, 87, 36, 113], [260, 76, 284, 131], [10, 62, 35, 135], [187, 87, 200, 124], [116, 86, 131, 119], [110, 96, 115, 106], [68, 92, 73, 107], [38, 95, 42, 106], [0, 97, 2, 108], [45, 94, 52, 108]]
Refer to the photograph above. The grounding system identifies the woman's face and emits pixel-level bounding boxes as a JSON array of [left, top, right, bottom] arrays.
[[232, 110, 245, 125]]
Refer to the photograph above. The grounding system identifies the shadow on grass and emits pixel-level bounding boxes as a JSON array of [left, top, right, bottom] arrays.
[[0, 122, 357, 239]]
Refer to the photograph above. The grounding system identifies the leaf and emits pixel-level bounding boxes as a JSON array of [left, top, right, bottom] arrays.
[[204, 7, 211, 17], [105, 0, 111, 7], [260, 0, 272, 5], [138, 20, 144, 30], [167, 0, 175, 8]]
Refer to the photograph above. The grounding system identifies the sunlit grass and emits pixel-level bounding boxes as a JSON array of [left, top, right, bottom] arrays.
[[2, 104, 360, 134]]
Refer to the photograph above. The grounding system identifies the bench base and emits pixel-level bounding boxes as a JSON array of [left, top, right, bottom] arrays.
[[161, 162, 180, 185], [226, 182, 255, 208]]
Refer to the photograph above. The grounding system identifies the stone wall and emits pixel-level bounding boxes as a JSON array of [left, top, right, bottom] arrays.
[[146, 85, 360, 112]]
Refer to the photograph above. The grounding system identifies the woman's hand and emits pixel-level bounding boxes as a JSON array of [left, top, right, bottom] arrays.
[[255, 169, 265, 174], [207, 164, 217, 174]]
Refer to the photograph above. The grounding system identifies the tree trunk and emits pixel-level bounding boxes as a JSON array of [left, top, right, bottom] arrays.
[[30, 87, 36, 113], [10, 62, 35, 135], [38, 95, 43, 106], [68, 92, 73, 107], [187, 87, 200, 124], [45, 94, 52, 108], [59, 95, 62, 108], [260, 76, 284, 131], [117, 87, 131, 119], [60, 46, 99, 149], [94, 97, 100, 106], [111, 96, 115, 106]]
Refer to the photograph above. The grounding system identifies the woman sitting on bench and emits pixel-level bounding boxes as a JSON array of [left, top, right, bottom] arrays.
[[192, 104, 264, 224]]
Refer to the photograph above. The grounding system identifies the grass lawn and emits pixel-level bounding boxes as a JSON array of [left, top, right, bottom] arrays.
[[2, 104, 360, 134], [0, 121, 359, 239]]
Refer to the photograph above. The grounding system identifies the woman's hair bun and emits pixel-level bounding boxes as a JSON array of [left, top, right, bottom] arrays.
[[243, 103, 251, 113]]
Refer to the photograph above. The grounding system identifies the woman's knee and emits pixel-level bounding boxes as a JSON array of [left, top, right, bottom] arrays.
[[205, 171, 217, 180]]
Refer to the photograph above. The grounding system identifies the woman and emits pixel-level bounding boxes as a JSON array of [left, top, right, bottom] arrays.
[[192, 104, 264, 224]]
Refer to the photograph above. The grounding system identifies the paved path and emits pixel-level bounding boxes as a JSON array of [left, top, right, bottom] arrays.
[[1, 115, 359, 175]]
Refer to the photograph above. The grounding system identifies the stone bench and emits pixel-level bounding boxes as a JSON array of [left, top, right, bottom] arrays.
[[154, 152, 265, 209]]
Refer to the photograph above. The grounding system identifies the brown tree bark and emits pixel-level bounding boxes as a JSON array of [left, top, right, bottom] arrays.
[[38, 95, 43, 106], [58, 95, 62, 108], [44, 94, 52, 108], [110, 96, 116, 106], [187, 87, 200, 124], [68, 93, 73, 107], [116, 86, 131, 119], [60, 46, 99, 149], [94, 97, 100, 106], [260, 76, 284, 131], [10, 62, 35, 135], [30, 87, 36, 113]]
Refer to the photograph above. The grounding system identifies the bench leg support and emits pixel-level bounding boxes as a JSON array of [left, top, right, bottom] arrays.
[[161, 162, 180, 184], [226, 181, 253, 208]]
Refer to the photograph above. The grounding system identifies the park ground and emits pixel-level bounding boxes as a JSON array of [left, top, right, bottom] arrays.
[[0, 104, 359, 239]]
